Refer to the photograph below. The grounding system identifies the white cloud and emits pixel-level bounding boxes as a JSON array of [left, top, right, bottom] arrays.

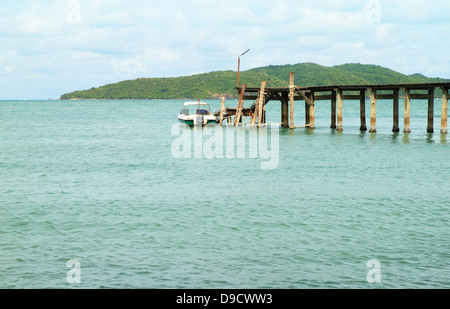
[[143, 49, 181, 63], [15, 12, 63, 36], [1, 0, 450, 99], [91, 0, 103, 9], [4, 65, 16, 74], [111, 57, 148, 79], [375, 24, 391, 40]]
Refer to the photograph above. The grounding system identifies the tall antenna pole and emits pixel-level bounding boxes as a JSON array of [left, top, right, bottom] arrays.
[[236, 49, 250, 88], [237, 57, 241, 88]]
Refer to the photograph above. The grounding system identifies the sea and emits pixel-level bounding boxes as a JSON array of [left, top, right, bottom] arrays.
[[0, 99, 448, 289]]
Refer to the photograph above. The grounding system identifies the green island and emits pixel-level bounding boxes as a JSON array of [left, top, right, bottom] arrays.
[[60, 62, 450, 100]]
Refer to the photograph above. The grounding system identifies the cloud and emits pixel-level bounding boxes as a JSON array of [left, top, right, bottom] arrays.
[[91, 0, 103, 9], [4, 65, 16, 74], [1, 0, 450, 99], [111, 57, 148, 79]]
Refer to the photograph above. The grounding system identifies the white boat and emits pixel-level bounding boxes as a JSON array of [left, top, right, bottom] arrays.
[[177, 101, 216, 126]]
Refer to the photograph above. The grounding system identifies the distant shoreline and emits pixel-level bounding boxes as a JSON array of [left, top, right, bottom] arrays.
[[59, 62, 450, 101], [61, 98, 227, 101]]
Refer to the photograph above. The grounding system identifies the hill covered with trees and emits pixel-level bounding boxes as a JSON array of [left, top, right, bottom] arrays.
[[60, 63, 450, 100]]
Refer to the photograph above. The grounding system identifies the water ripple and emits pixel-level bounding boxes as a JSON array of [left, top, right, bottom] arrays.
[[0, 100, 448, 288]]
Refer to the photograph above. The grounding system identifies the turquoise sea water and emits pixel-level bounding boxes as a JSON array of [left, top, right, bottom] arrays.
[[0, 99, 448, 289]]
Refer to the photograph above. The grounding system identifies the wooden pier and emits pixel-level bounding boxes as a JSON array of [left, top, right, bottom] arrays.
[[219, 72, 450, 134]]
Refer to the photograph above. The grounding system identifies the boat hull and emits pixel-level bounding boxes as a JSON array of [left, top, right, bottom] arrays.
[[178, 118, 194, 126], [178, 115, 216, 127]]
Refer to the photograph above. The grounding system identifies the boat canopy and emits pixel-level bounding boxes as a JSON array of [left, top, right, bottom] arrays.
[[179, 102, 212, 115], [182, 102, 210, 106]]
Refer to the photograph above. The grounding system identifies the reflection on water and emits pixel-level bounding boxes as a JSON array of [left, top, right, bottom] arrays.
[[403, 132, 410, 144], [304, 128, 315, 136], [369, 131, 376, 143], [184, 121, 449, 147], [391, 132, 400, 144]]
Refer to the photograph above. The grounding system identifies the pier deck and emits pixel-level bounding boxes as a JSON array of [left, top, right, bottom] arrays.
[[228, 73, 450, 133]]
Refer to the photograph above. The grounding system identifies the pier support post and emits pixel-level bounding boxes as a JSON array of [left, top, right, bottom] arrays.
[[360, 90, 367, 131], [234, 84, 246, 126], [251, 111, 256, 127], [251, 110, 256, 127], [393, 89, 400, 132], [441, 87, 448, 134], [404, 88, 411, 133], [369, 88, 377, 133], [308, 92, 315, 129], [257, 81, 267, 128], [219, 97, 226, 126], [331, 90, 337, 129], [281, 92, 289, 128], [336, 88, 343, 131], [305, 99, 310, 126], [289, 72, 295, 129], [262, 103, 266, 125], [427, 88, 435, 133]]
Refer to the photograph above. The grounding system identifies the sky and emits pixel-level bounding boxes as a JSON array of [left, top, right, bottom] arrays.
[[1, 0, 450, 99]]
